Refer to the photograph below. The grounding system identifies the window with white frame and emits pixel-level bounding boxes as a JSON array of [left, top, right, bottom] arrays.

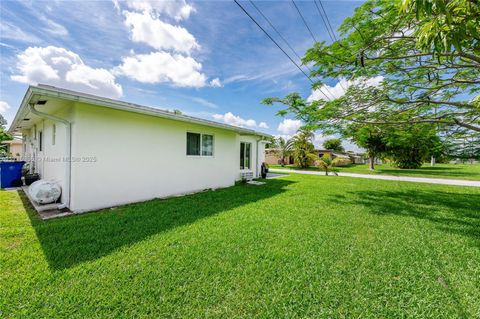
[[186, 132, 214, 156], [202, 134, 213, 156], [240, 142, 251, 169]]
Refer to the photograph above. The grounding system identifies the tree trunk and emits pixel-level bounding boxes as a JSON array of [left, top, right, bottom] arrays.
[[369, 156, 375, 170], [430, 156, 436, 166]]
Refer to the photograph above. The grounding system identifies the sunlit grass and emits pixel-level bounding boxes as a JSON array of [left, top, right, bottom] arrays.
[[270, 163, 480, 180], [1, 174, 479, 318]]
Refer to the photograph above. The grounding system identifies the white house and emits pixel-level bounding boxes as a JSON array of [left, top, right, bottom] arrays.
[[8, 85, 270, 213]]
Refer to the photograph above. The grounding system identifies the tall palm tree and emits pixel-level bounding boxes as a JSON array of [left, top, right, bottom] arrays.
[[291, 129, 318, 168], [276, 137, 293, 166]]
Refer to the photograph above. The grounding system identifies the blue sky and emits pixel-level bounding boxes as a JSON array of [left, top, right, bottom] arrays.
[[0, 0, 365, 150]]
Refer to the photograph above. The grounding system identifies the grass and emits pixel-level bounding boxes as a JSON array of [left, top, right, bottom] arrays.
[[1, 174, 479, 318], [269, 163, 480, 180]]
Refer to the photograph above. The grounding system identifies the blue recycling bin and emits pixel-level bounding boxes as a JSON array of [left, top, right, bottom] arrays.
[[0, 161, 25, 188]]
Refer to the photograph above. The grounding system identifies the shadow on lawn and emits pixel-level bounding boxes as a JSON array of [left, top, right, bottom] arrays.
[[330, 190, 480, 244], [23, 179, 294, 270]]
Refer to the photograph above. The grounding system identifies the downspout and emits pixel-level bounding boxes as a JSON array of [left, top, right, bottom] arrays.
[[28, 103, 71, 209]]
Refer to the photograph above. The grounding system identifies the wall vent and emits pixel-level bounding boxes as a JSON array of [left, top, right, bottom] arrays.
[[240, 171, 254, 181]]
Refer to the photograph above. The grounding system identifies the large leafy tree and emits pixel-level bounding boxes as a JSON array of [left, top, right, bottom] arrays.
[[323, 138, 344, 152], [264, 0, 479, 136], [0, 114, 12, 156], [383, 124, 441, 168], [445, 130, 480, 162], [344, 125, 387, 170]]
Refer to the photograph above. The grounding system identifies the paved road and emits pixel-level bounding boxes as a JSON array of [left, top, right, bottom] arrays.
[[269, 169, 480, 187]]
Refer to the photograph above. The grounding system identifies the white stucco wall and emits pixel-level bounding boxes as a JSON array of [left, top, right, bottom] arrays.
[[68, 102, 264, 212], [21, 107, 72, 204]]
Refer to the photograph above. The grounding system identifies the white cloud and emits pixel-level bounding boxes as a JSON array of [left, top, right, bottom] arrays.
[[224, 63, 298, 85], [274, 134, 296, 143], [114, 0, 220, 89], [39, 16, 68, 37], [123, 10, 199, 54], [307, 76, 384, 102], [259, 122, 269, 129], [0, 101, 11, 114], [209, 78, 222, 88], [190, 97, 217, 109], [125, 0, 195, 21], [213, 112, 257, 128], [112, 0, 121, 12], [0, 42, 15, 50], [277, 119, 302, 135], [114, 51, 207, 87], [312, 133, 334, 149], [11, 46, 123, 99], [0, 22, 40, 43]]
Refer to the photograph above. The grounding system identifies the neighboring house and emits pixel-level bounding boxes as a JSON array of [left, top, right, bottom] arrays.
[[317, 149, 366, 164], [8, 85, 270, 213], [1, 139, 23, 160], [265, 148, 294, 165], [265, 148, 365, 165], [345, 151, 367, 164]]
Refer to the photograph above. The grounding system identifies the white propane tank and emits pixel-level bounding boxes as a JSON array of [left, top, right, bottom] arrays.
[[29, 180, 62, 204]]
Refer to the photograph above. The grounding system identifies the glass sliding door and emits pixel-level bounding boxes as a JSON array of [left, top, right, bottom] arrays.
[[240, 142, 252, 169]]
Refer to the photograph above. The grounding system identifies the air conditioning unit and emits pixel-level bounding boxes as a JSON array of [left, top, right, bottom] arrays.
[[240, 171, 254, 181]]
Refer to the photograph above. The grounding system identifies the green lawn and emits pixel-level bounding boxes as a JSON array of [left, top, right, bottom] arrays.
[[270, 163, 480, 180], [1, 175, 479, 318]]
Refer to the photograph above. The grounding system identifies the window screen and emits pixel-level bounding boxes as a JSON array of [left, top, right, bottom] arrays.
[[245, 143, 251, 169], [240, 142, 251, 169], [186, 132, 200, 155], [240, 142, 245, 169], [202, 134, 213, 156]]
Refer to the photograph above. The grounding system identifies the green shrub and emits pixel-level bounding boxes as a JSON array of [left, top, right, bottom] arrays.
[[332, 157, 351, 167]]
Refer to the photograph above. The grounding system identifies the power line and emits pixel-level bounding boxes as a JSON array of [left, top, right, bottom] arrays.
[[290, 0, 336, 99], [233, 0, 323, 95], [291, 0, 318, 43], [313, 0, 348, 92], [313, 0, 335, 42], [233, 0, 333, 101], [317, 0, 338, 41], [249, 0, 312, 74]]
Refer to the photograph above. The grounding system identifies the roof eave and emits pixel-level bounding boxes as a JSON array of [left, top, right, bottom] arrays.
[[8, 85, 272, 139], [7, 86, 35, 134]]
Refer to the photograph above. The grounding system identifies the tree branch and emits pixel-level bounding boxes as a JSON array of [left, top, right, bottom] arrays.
[[385, 97, 475, 109]]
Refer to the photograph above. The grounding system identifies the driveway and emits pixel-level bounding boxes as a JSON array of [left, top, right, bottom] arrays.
[[269, 169, 480, 187]]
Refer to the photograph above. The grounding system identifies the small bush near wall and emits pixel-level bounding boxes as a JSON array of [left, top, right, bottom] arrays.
[[333, 158, 352, 167]]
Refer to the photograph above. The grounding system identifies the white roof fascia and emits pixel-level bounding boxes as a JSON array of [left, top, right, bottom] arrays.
[[9, 85, 272, 139]]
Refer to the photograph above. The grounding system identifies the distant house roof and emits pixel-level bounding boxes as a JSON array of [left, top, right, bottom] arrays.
[[332, 153, 350, 158], [1, 139, 22, 145], [9, 84, 272, 139], [317, 149, 359, 158]]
